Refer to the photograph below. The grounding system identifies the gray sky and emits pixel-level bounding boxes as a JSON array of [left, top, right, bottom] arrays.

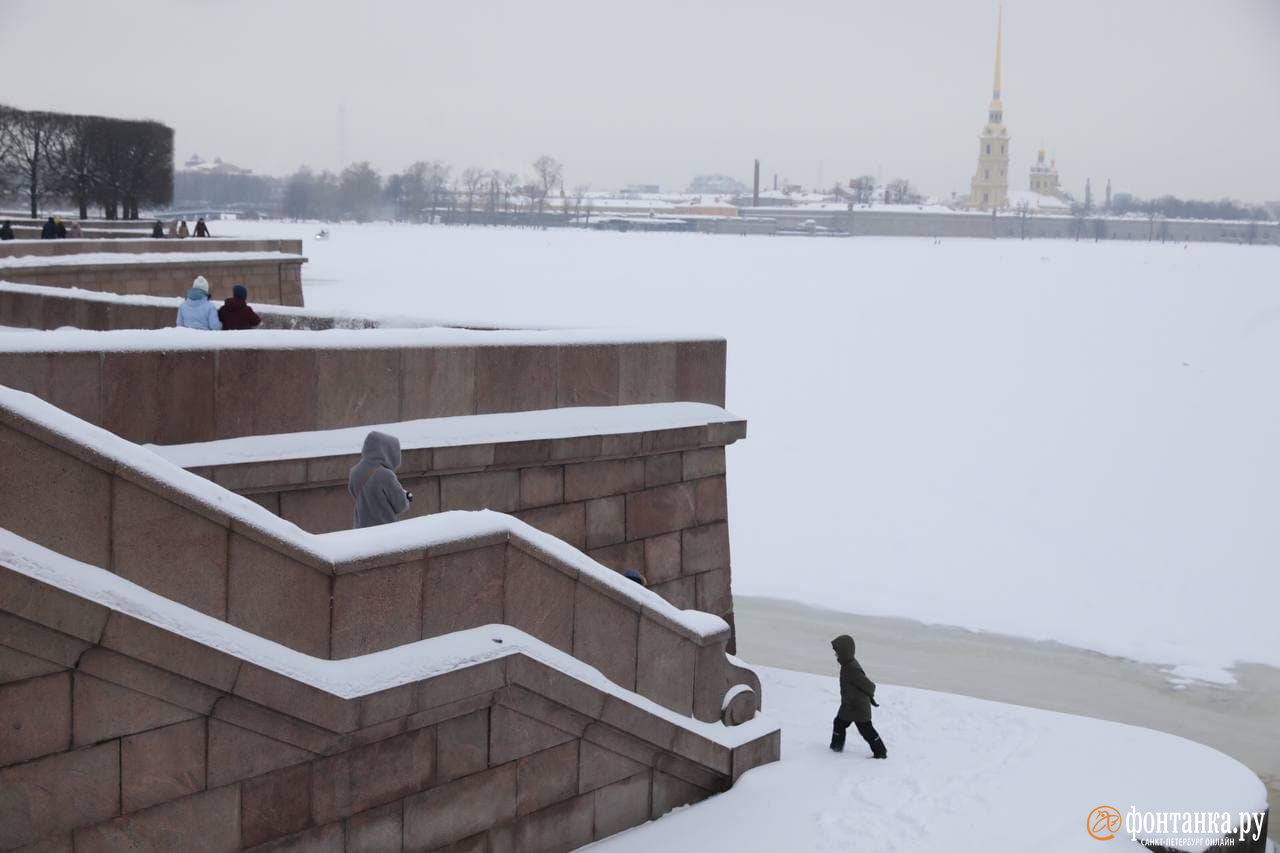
[[2, 0, 1277, 201]]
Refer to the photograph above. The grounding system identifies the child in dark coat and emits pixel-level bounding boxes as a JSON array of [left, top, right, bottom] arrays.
[[830, 634, 887, 758]]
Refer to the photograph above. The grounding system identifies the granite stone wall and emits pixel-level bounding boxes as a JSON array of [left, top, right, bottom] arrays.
[[0, 238, 305, 260], [0, 256, 305, 306], [0, 564, 781, 852], [200, 422, 742, 646], [0, 284, 393, 333], [0, 339, 727, 444]]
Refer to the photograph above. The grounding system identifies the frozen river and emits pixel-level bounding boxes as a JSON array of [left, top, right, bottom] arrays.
[[235, 221, 1279, 684]]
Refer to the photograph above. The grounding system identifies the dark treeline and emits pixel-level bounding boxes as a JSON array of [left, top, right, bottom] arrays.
[[0, 104, 173, 220], [1106, 192, 1269, 222], [280, 155, 579, 225]]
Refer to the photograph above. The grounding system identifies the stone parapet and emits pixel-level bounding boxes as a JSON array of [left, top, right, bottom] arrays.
[[0, 254, 306, 307], [176, 417, 743, 641], [0, 238, 305, 259], [0, 281, 404, 332], [0, 337, 727, 444], [0, 559, 781, 852]]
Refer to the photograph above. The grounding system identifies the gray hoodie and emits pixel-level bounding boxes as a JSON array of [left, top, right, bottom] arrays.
[[348, 431, 411, 529]]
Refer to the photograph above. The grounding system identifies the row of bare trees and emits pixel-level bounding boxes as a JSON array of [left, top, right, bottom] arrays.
[[837, 175, 922, 205], [281, 155, 571, 224], [0, 105, 173, 220]]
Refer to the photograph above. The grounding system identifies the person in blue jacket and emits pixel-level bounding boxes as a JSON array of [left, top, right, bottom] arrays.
[[175, 276, 222, 330]]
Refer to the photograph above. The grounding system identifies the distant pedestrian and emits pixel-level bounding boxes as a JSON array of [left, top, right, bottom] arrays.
[[349, 431, 413, 529], [68, 221, 83, 238], [0, 221, 13, 240], [40, 217, 57, 239], [168, 220, 179, 238], [177, 220, 190, 238], [217, 284, 261, 331], [175, 275, 222, 330], [55, 216, 67, 238], [829, 634, 887, 759], [151, 220, 165, 238], [194, 217, 210, 237]]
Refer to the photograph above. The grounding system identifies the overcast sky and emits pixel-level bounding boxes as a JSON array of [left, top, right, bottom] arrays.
[[2, 0, 1277, 201]]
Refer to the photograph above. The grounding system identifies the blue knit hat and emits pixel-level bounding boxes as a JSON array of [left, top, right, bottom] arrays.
[[622, 569, 647, 587], [232, 285, 248, 300]]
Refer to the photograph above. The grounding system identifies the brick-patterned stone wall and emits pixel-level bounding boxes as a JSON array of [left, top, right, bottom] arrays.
[[0, 413, 754, 723], [202, 424, 742, 644], [0, 339, 727, 444], [0, 565, 782, 852], [0, 257, 306, 306], [0, 238, 304, 260]]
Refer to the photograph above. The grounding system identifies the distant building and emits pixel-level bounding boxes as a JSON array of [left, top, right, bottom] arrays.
[[182, 154, 253, 176], [622, 184, 660, 195], [688, 174, 747, 194], [968, 4, 1009, 210], [1029, 148, 1061, 197]]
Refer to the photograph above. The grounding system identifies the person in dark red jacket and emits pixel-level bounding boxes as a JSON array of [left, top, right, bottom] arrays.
[[217, 285, 262, 330]]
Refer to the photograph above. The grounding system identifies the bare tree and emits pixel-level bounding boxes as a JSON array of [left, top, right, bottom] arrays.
[[1145, 199, 1161, 241], [460, 167, 486, 224], [571, 184, 589, 225], [848, 174, 876, 205], [886, 178, 920, 204], [1015, 201, 1031, 239], [1090, 217, 1108, 242], [531, 155, 563, 223], [48, 115, 102, 219], [4, 109, 65, 218]]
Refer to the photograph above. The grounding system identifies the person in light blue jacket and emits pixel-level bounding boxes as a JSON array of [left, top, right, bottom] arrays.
[[176, 276, 222, 330]]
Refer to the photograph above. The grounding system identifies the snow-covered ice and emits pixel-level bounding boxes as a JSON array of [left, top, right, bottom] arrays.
[[199, 222, 1280, 686]]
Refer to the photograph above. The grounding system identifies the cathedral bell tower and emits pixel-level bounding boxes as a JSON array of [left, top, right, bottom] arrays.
[[969, 4, 1010, 210]]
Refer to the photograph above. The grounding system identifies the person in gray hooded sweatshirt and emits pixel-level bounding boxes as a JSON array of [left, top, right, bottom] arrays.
[[348, 431, 414, 528], [830, 634, 887, 758]]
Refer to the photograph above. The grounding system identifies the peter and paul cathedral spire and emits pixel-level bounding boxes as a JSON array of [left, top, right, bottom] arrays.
[[969, 3, 1010, 210]]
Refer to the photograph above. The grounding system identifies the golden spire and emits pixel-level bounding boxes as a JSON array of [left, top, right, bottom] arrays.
[[992, 2, 1003, 101]]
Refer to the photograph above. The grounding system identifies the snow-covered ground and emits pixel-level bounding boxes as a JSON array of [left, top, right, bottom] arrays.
[[201, 222, 1279, 686], [591, 666, 1269, 853]]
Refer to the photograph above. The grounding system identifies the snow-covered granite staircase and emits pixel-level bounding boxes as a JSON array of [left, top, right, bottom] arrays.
[[0, 385, 779, 850]]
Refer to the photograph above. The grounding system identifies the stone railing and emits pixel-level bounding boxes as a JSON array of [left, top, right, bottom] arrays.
[[0, 250, 306, 306], [0, 281, 433, 333], [157, 409, 743, 643], [0, 237, 304, 259], [0, 552, 781, 851], [0, 386, 758, 727], [0, 332, 726, 444]]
